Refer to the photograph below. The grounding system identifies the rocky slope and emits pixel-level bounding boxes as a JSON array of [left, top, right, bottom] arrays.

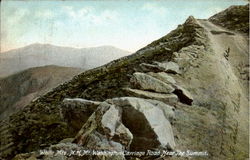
[[0, 44, 130, 77], [0, 65, 84, 120], [0, 4, 249, 160], [209, 4, 249, 34]]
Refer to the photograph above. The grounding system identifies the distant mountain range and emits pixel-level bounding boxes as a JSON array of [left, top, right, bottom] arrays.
[[0, 44, 131, 77]]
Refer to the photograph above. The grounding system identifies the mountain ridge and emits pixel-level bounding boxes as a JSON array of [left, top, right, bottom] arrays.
[[0, 44, 131, 77], [1, 43, 129, 54]]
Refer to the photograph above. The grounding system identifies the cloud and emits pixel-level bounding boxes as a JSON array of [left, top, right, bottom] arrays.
[[1, 7, 31, 51], [62, 6, 118, 25], [35, 10, 56, 19], [90, 10, 119, 25], [5, 8, 30, 26], [62, 6, 93, 19], [142, 2, 168, 15]]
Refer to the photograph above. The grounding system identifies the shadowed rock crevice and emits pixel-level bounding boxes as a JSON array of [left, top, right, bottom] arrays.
[[61, 98, 101, 134], [210, 30, 235, 35], [173, 89, 193, 105]]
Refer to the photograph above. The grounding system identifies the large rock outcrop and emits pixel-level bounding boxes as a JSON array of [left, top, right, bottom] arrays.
[[124, 88, 178, 105], [130, 72, 175, 94], [107, 97, 176, 151], [73, 97, 176, 151]]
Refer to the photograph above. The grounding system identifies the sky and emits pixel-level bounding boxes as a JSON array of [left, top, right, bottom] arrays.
[[0, 0, 247, 53]]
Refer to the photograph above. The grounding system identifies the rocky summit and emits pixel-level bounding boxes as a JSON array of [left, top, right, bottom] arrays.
[[0, 4, 249, 160]]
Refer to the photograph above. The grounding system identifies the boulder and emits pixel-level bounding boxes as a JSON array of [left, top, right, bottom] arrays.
[[139, 63, 165, 72], [146, 99, 176, 122], [153, 61, 181, 74], [147, 72, 176, 84], [107, 97, 176, 151], [63, 98, 101, 106], [61, 98, 101, 133], [130, 72, 175, 94], [74, 102, 133, 151], [59, 138, 74, 144], [124, 88, 178, 105]]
